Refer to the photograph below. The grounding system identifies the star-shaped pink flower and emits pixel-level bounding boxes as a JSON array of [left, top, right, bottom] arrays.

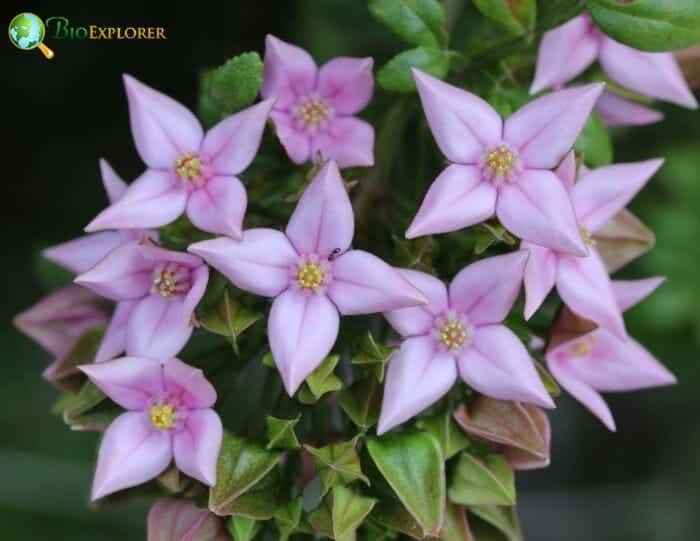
[[261, 35, 375, 168], [531, 14, 697, 109], [378, 251, 554, 435], [546, 278, 676, 431], [189, 161, 426, 395], [75, 241, 208, 360], [407, 69, 603, 256], [85, 75, 274, 239], [80, 357, 223, 500], [522, 152, 663, 339]]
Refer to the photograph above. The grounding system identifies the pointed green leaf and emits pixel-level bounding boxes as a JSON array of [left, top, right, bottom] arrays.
[[535, 0, 585, 32], [332, 486, 377, 541], [221, 467, 281, 519], [59, 380, 106, 424], [274, 498, 303, 541], [351, 332, 397, 383], [227, 516, 261, 541], [305, 439, 370, 497], [469, 506, 522, 541], [416, 410, 471, 460], [574, 113, 613, 168], [365, 520, 399, 541], [392, 235, 436, 274], [338, 378, 382, 430], [472, 0, 536, 35], [534, 360, 561, 397], [368, 499, 425, 539], [198, 289, 262, 352], [449, 453, 515, 506], [307, 495, 334, 537], [442, 503, 474, 541], [298, 354, 344, 403], [266, 415, 301, 450], [377, 47, 450, 93], [369, 0, 447, 48], [50, 326, 105, 392], [367, 431, 445, 535]]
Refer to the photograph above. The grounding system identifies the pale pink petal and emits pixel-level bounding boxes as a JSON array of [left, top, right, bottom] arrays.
[[384, 269, 449, 337], [91, 411, 172, 500], [405, 165, 497, 239], [286, 160, 354, 256], [123, 74, 204, 168], [530, 15, 600, 93], [186, 176, 247, 239], [413, 69, 502, 164], [612, 277, 665, 312], [74, 241, 153, 301], [188, 229, 297, 297], [458, 325, 554, 408], [138, 243, 203, 269], [573, 159, 663, 233], [522, 243, 558, 319], [311, 117, 375, 168], [555, 150, 577, 195], [100, 159, 129, 203], [594, 92, 664, 127], [556, 251, 626, 339], [44, 231, 123, 275], [182, 265, 209, 315], [95, 301, 137, 363], [173, 409, 223, 486], [327, 250, 427, 315], [79, 356, 163, 409], [126, 297, 193, 359], [496, 169, 587, 256], [449, 251, 528, 325], [148, 498, 228, 541], [318, 57, 374, 115], [599, 38, 698, 109], [377, 336, 457, 435], [505, 83, 604, 169], [163, 358, 217, 409], [201, 99, 274, 175], [85, 170, 187, 232], [268, 289, 339, 395], [269, 111, 311, 164], [261, 35, 318, 110]]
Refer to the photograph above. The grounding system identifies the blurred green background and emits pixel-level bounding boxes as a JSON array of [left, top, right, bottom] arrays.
[[3, 1, 699, 539]]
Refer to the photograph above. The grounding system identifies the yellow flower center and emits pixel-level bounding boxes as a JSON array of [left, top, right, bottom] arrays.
[[439, 319, 467, 351], [485, 145, 516, 177], [296, 97, 331, 128], [581, 227, 597, 246], [152, 270, 178, 297], [296, 262, 325, 292], [570, 336, 595, 357], [149, 403, 175, 430], [175, 152, 204, 182]]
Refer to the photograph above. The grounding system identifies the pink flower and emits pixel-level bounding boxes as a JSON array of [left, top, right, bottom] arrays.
[[522, 152, 663, 339], [85, 75, 274, 239], [595, 92, 664, 128], [14, 285, 109, 390], [148, 498, 228, 541], [407, 69, 603, 256], [546, 278, 676, 431], [377, 251, 554, 435], [531, 14, 697, 109], [80, 357, 222, 500], [261, 35, 375, 168], [189, 161, 426, 395], [44, 160, 157, 274], [75, 241, 208, 360]]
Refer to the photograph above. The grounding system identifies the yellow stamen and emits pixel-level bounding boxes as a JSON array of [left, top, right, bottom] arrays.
[[296, 97, 331, 127], [296, 262, 325, 292], [152, 270, 177, 297], [571, 336, 596, 356], [440, 320, 467, 351], [175, 152, 203, 182], [581, 227, 597, 246], [149, 403, 175, 430], [485, 145, 516, 177]]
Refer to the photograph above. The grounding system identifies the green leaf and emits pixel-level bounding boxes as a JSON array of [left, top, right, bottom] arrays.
[[227, 516, 261, 541], [297, 354, 344, 403], [49, 326, 105, 392], [305, 439, 370, 497], [332, 486, 377, 541], [351, 332, 397, 383], [469, 506, 522, 541], [449, 453, 515, 506], [157, 465, 190, 494], [534, 360, 561, 397], [307, 494, 334, 537], [338, 377, 382, 430], [574, 112, 613, 168], [368, 0, 447, 48], [416, 410, 471, 460], [392, 235, 436, 274], [472, 0, 537, 34], [368, 498, 425, 539], [588, 0, 700, 52], [58, 380, 107, 425], [473, 222, 517, 255], [273, 499, 303, 541], [265, 415, 301, 450], [157, 214, 211, 250], [198, 288, 262, 353], [377, 47, 450, 93], [367, 431, 445, 535], [535, 0, 585, 32], [209, 431, 282, 516], [442, 503, 474, 541]]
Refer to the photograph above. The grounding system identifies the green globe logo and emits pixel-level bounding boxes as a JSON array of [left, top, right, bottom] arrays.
[[8, 12, 54, 59]]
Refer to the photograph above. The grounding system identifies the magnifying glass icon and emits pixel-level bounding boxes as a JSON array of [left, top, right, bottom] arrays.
[[8, 13, 55, 59]]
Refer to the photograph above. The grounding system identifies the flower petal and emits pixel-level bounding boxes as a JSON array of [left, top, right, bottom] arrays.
[[457, 325, 554, 408], [496, 169, 587, 256], [505, 83, 604, 169], [318, 57, 374, 115], [186, 176, 247, 239], [599, 38, 698, 109], [163, 358, 217, 409], [405, 165, 497, 239], [311, 117, 375, 168], [327, 250, 427, 315], [286, 160, 354, 256], [188, 229, 297, 297], [91, 411, 172, 500], [413, 69, 502, 164], [594, 92, 664, 127], [100, 159, 129, 203], [123, 74, 204, 168], [612, 277, 665, 312], [95, 301, 137, 363], [530, 15, 600, 93], [173, 409, 223, 486], [126, 296, 194, 359], [79, 356, 163, 409], [384, 269, 448, 338], [555, 150, 577, 195], [522, 242, 558, 319], [44, 231, 123, 275], [201, 99, 274, 175], [556, 250, 626, 339], [261, 35, 317, 110], [269, 111, 311, 164], [449, 251, 529, 325], [573, 159, 663, 233], [85, 170, 187, 232], [268, 289, 339, 395], [377, 336, 457, 435]]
